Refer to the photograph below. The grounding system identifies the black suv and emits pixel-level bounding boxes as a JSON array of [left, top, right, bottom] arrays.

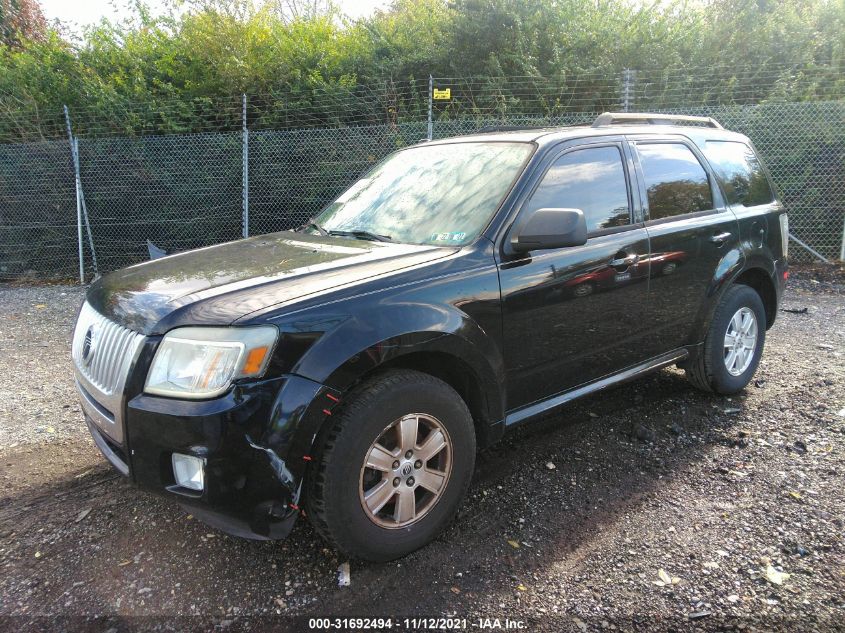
[[73, 113, 788, 561]]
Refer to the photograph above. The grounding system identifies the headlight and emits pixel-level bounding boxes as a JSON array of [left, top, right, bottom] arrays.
[[145, 326, 278, 399]]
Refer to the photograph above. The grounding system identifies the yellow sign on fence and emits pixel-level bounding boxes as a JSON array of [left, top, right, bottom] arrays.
[[433, 88, 451, 100]]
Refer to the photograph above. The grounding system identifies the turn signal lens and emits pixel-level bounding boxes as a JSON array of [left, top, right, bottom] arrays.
[[242, 346, 270, 376]]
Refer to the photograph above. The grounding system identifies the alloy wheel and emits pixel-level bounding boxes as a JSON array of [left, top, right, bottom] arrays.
[[723, 306, 758, 376], [359, 413, 453, 529]]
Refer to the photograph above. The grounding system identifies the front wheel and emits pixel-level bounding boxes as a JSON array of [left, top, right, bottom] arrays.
[[305, 370, 476, 561], [686, 284, 766, 394]]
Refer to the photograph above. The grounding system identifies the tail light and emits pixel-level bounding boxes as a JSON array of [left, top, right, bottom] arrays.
[[779, 214, 789, 259]]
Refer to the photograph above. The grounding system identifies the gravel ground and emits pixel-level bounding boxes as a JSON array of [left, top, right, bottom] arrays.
[[0, 266, 843, 632]]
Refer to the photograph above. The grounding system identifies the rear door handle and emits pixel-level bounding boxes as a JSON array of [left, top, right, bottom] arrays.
[[710, 231, 732, 245], [609, 253, 639, 267]]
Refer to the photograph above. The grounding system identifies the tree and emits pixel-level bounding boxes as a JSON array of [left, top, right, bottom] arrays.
[[0, 0, 46, 49], [1, 0, 844, 142]]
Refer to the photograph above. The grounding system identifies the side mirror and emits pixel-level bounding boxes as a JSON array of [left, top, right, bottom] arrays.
[[510, 208, 588, 253]]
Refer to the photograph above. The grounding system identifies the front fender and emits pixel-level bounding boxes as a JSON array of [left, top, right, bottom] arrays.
[[262, 254, 505, 422], [248, 323, 503, 513], [251, 374, 340, 507], [313, 307, 503, 416], [247, 256, 505, 504], [243, 248, 505, 493]]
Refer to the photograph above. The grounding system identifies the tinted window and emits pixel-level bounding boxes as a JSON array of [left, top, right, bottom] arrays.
[[637, 143, 713, 220], [526, 146, 630, 233], [702, 141, 774, 207]]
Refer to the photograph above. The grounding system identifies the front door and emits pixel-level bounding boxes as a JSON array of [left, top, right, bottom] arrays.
[[498, 140, 652, 411]]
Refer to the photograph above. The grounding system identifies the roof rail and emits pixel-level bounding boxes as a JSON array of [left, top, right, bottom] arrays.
[[476, 125, 548, 133], [592, 112, 723, 129]]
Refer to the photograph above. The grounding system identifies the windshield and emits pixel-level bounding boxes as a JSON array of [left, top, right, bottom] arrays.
[[309, 142, 533, 246]]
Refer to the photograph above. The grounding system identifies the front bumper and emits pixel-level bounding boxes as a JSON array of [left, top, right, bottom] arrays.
[[78, 372, 333, 540]]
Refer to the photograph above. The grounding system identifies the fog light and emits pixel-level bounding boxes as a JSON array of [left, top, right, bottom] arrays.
[[172, 453, 205, 491]]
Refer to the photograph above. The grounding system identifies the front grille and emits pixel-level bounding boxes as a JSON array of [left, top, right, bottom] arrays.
[[72, 302, 145, 397], [72, 301, 146, 445]]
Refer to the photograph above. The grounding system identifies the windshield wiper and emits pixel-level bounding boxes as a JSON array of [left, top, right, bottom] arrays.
[[328, 229, 394, 243], [299, 221, 329, 236]]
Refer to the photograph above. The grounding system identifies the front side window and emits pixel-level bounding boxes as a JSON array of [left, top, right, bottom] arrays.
[[702, 141, 774, 207], [525, 146, 631, 233], [311, 142, 534, 246], [637, 143, 714, 220]]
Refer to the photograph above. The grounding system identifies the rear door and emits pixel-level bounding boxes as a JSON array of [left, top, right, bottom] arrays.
[[498, 138, 652, 410], [699, 139, 782, 258], [628, 136, 740, 354]]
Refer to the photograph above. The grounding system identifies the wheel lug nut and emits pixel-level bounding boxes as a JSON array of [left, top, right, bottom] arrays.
[[393, 477, 400, 487], [405, 450, 413, 459], [414, 460, 422, 469], [407, 477, 415, 486], [392, 460, 400, 469]]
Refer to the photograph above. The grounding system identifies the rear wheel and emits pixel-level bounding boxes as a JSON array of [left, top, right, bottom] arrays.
[[686, 284, 766, 394], [306, 370, 475, 561]]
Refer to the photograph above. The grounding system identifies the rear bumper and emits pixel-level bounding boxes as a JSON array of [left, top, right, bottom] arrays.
[[770, 258, 788, 328], [79, 373, 332, 540], [775, 258, 788, 300]]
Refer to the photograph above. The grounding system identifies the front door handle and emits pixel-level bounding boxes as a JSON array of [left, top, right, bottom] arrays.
[[710, 231, 732, 246], [609, 253, 638, 268]]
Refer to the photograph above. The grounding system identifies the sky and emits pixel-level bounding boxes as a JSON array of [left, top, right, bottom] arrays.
[[40, 0, 390, 31]]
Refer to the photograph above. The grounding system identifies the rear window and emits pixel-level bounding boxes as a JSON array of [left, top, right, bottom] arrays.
[[702, 141, 774, 207], [636, 143, 714, 220]]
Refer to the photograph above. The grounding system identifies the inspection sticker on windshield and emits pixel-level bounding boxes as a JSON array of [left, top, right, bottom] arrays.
[[430, 231, 466, 243]]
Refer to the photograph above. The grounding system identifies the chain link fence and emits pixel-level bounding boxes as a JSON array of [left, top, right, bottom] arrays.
[[0, 139, 78, 277], [0, 74, 843, 280], [78, 133, 243, 273]]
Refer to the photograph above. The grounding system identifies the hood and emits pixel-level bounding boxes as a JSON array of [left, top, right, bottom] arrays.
[[86, 231, 453, 334]]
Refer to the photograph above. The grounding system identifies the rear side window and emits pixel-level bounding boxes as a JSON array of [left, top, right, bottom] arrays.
[[526, 146, 630, 233], [637, 143, 714, 220], [702, 141, 774, 207]]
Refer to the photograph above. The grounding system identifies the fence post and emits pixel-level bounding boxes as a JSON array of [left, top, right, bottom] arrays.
[[242, 93, 250, 238], [74, 139, 98, 278], [622, 69, 635, 113], [789, 233, 830, 263], [427, 75, 434, 141], [63, 106, 99, 281], [64, 105, 85, 284], [840, 215, 845, 262]]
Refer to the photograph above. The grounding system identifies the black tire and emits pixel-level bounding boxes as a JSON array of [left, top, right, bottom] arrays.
[[686, 284, 766, 394], [305, 369, 476, 562]]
